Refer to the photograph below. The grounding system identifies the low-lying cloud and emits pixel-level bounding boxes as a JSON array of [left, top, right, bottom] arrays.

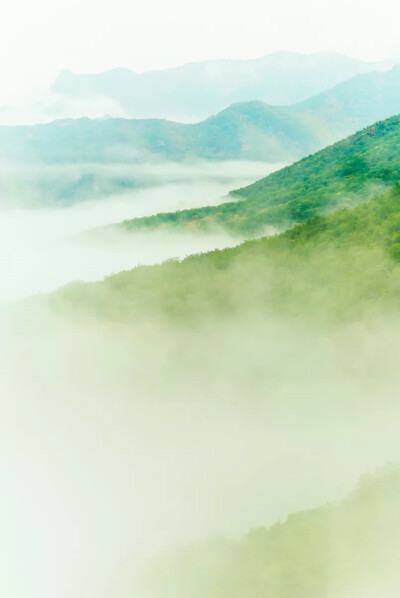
[[0, 160, 280, 303], [2, 307, 400, 598], [1, 158, 399, 598]]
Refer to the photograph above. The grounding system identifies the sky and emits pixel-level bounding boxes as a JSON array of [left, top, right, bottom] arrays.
[[0, 0, 399, 104]]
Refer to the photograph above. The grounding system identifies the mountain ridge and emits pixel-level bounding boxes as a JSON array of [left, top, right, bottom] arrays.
[[113, 114, 400, 235], [0, 51, 391, 125], [1, 65, 400, 170]]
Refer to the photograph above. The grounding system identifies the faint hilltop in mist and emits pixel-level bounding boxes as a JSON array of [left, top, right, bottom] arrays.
[[0, 51, 394, 125], [1, 64, 400, 171], [139, 465, 400, 598]]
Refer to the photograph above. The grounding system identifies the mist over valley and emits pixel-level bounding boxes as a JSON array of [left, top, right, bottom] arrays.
[[0, 31, 400, 598]]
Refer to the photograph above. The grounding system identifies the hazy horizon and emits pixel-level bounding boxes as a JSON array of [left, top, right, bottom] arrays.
[[3, 48, 400, 107], [1, 1, 400, 595], [1, 0, 400, 104]]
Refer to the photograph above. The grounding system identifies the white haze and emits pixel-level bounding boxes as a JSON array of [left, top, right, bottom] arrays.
[[1, 160, 399, 598], [0, 92, 130, 126], [0, 161, 279, 303], [1, 0, 400, 104], [2, 310, 400, 598]]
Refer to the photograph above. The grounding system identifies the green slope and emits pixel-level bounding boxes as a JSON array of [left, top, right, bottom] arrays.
[[116, 115, 400, 236], [51, 184, 400, 325], [140, 466, 400, 598]]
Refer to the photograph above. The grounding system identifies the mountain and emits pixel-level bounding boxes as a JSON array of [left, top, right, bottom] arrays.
[[1, 65, 400, 172], [289, 63, 400, 136], [139, 466, 400, 598], [119, 114, 400, 236], [50, 52, 384, 121], [0, 52, 389, 125], [43, 113, 400, 326], [52, 180, 400, 326], [0, 102, 319, 165]]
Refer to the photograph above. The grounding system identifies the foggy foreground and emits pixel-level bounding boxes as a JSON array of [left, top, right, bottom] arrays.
[[1, 161, 400, 598], [2, 302, 400, 597], [0, 160, 279, 303]]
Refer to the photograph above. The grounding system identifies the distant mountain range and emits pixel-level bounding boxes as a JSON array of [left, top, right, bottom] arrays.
[[290, 63, 400, 134], [0, 51, 391, 125], [1, 64, 400, 171], [0, 102, 319, 164]]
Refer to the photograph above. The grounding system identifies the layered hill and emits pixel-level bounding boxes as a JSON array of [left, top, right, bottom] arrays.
[[49, 52, 384, 121], [0, 102, 319, 165], [0, 67, 400, 173], [290, 63, 400, 135], [52, 180, 400, 326], [119, 114, 400, 236], [139, 466, 400, 598], [0, 51, 387, 125]]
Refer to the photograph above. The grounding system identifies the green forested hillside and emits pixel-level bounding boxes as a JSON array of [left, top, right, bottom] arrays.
[[117, 115, 400, 236], [52, 184, 400, 325], [140, 466, 400, 598]]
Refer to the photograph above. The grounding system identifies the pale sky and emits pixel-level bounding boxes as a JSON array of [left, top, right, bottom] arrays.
[[0, 0, 399, 103]]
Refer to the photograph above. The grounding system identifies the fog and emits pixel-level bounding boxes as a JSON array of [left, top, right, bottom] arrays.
[[0, 92, 130, 126], [0, 160, 279, 303], [1, 160, 399, 598], [2, 306, 400, 598], [0, 160, 283, 209]]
